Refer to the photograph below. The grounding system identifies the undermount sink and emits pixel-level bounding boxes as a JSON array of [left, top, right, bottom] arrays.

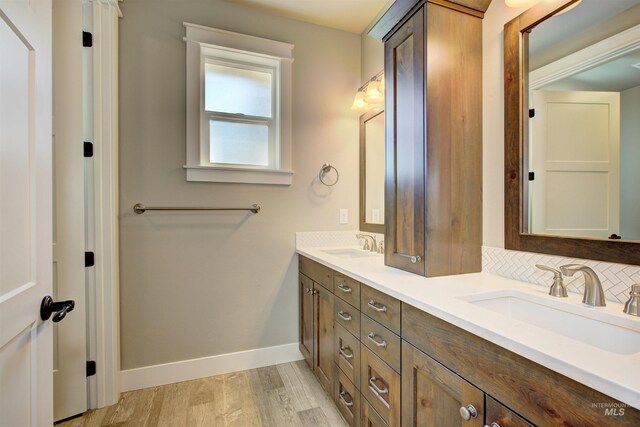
[[458, 290, 640, 356], [322, 248, 379, 259]]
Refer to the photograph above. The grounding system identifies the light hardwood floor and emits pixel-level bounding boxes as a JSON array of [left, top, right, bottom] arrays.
[[56, 361, 348, 427]]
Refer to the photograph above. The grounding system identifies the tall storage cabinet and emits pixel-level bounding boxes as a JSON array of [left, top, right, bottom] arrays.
[[377, 0, 490, 277]]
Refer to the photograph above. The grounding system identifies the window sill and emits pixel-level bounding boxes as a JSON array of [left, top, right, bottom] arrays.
[[184, 165, 293, 185]]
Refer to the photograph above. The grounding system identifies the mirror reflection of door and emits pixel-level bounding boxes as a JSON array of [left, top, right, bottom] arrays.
[[365, 111, 385, 225], [526, 0, 640, 241], [530, 90, 620, 238]]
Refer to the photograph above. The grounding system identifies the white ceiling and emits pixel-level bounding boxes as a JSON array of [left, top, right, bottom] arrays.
[[225, 0, 390, 34]]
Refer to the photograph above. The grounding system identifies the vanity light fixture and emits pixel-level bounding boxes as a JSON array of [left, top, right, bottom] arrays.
[[351, 71, 384, 112], [351, 91, 369, 110]]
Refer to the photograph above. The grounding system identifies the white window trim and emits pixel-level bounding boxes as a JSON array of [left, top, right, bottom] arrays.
[[184, 23, 294, 185]]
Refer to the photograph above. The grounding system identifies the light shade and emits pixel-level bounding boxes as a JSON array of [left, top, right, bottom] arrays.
[[365, 80, 383, 104], [505, 0, 540, 7], [351, 91, 369, 111]]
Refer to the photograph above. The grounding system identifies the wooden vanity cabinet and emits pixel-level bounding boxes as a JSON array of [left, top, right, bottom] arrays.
[[299, 257, 335, 395], [401, 303, 640, 426], [485, 396, 534, 427], [402, 341, 485, 426], [299, 274, 314, 368], [380, 0, 488, 278]]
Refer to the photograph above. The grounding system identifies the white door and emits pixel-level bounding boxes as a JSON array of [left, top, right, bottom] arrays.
[[530, 90, 620, 239], [52, 0, 87, 421], [0, 0, 54, 426]]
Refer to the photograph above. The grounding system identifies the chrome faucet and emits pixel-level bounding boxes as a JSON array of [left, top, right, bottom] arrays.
[[356, 233, 377, 252], [560, 264, 606, 307]]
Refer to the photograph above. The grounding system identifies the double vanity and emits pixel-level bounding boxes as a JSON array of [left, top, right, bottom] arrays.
[[296, 235, 640, 426]]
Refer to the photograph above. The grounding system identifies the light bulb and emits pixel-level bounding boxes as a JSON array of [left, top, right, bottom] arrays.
[[351, 91, 369, 111]]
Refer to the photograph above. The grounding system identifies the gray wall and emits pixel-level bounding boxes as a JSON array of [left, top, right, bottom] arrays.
[[119, 0, 360, 370], [620, 85, 640, 240]]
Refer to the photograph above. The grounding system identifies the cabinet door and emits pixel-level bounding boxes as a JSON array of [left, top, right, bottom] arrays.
[[384, 6, 426, 275], [299, 274, 314, 368], [402, 341, 484, 426], [314, 282, 334, 393], [485, 396, 534, 427]]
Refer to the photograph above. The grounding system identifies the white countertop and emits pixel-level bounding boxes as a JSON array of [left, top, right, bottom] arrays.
[[296, 243, 640, 409]]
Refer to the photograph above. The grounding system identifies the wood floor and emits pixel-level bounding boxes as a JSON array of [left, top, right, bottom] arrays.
[[56, 361, 347, 427]]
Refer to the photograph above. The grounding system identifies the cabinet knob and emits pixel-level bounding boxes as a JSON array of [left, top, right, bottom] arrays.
[[305, 287, 312, 294], [459, 404, 478, 421], [484, 424, 501, 427]]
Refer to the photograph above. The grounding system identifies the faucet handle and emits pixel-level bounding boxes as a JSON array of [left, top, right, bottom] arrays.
[[536, 264, 562, 278], [623, 284, 640, 317], [536, 264, 568, 298], [377, 240, 384, 254]]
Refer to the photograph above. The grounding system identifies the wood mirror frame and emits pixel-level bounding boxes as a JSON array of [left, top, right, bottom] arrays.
[[504, 0, 640, 265], [360, 109, 385, 234]]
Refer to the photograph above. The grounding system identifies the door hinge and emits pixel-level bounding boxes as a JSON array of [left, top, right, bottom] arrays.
[[84, 141, 93, 158], [86, 361, 97, 377], [528, 172, 535, 181], [85, 251, 95, 267], [529, 109, 535, 118], [82, 31, 93, 47]]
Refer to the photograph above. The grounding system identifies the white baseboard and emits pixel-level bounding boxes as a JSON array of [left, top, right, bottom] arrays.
[[120, 342, 304, 392]]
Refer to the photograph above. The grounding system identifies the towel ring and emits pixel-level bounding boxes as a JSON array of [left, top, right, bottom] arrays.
[[319, 163, 339, 186]]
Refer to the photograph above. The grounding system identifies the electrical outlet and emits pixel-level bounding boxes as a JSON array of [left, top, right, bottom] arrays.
[[339, 209, 349, 224]]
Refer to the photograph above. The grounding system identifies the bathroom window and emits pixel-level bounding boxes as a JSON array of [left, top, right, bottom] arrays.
[[184, 23, 294, 184]]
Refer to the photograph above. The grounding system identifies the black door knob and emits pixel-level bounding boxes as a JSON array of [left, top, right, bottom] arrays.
[[40, 296, 75, 322]]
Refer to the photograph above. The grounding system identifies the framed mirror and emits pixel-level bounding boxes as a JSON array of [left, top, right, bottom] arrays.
[[360, 109, 385, 234], [505, 0, 640, 264]]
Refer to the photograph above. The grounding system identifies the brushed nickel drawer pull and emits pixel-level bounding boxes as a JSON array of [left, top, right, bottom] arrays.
[[338, 311, 352, 321], [337, 283, 352, 293], [367, 300, 387, 313], [399, 253, 421, 263], [367, 332, 387, 348], [339, 346, 354, 360], [368, 376, 389, 395], [339, 391, 354, 407]]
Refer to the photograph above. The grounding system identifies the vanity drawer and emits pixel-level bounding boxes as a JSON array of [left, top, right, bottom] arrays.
[[361, 285, 400, 335], [335, 297, 360, 337], [361, 399, 388, 427], [335, 323, 361, 387], [299, 255, 333, 291], [361, 347, 401, 427], [334, 273, 361, 309], [360, 315, 400, 373], [334, 367, 361, 427]]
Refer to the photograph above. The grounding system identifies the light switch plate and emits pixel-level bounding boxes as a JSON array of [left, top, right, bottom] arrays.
[[339, 209, 348, 224]]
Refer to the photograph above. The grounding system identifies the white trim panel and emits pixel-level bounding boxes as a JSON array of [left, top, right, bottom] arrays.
[[120, 343, 303, 392], [530, 24, 640, 89], [185, 165, 294, 185]]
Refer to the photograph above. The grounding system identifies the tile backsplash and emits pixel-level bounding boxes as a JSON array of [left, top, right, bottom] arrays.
[[482, 246, 640, 304]]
